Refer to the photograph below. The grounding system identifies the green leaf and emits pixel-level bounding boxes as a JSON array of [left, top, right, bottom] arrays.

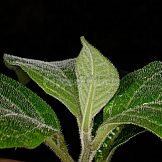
[[0, 73, 60, 148], [103, 61, 162, 137], [95, 125, 145, 162], [75, 37, 119, 132], [3, 54, 80, 118]]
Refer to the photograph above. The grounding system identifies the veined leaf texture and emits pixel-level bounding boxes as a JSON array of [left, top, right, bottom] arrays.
[[76, 37, 119, 132], [0, 74, 60, 148], [103, 61, 162, 137], [4, 54, 80, 118]]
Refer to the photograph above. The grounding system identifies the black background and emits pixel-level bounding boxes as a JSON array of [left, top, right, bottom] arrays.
[[0, 0, 162, 162]]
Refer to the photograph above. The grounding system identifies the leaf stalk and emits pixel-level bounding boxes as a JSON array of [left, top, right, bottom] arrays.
[[45, 133, 74, 162]]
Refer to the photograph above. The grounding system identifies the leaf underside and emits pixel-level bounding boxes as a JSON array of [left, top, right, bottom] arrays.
[[76, 37, 119, 131], [0, 74, 60, 148], [103, 61, 162, 138], [4, 54, 80, 118], [3, 39, 161, 162]]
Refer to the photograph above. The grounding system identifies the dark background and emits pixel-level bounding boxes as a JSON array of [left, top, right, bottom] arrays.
[[0, 0, 162, 162]]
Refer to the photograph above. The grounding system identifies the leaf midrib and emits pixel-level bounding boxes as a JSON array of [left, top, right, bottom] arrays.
[[107, 69, 162, 118], [0, 81, 45, 122], [81, 43, 96, 132], [125, 69, 162, 110], [0, 107, 55, 132], [102, 104, 162, 129]]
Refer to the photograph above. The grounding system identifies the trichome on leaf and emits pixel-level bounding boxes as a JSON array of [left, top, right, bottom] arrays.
[[0, 36, 162, 162]]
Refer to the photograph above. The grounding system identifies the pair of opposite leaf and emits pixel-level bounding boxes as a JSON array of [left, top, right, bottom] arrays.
[[0, 37, 162, 162]]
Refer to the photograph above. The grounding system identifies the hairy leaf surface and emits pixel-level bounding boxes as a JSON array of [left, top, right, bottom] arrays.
[[0, 74, 60, 148], [95, 125, 145, 162], [76, 37, 119, 132], [4, 54, 80, 118], [103, 61, 162, 137]]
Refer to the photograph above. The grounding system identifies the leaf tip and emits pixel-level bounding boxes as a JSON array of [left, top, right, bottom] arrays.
[[3, 53, 10, 61], [80, 35, 85, 41], [80, 36, 88, 46], [3, 53, 15, 65], [3, 53, 12, 68]]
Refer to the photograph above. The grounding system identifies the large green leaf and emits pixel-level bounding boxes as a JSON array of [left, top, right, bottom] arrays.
[[75, 37, 119, 132], [4, 54, 80, 118], [91, 61, 162, 161], [0, 73, 60, 148], [103, 61, 162, 137]]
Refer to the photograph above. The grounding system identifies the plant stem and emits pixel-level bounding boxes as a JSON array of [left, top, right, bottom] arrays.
[[45, 133, 74, 162], [79, 131, 92, 162]]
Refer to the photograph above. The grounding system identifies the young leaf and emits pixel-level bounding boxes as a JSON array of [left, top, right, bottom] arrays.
[[3, 54, 80, 118], [95, 125, 145, 162], [0, 73, 60, 148], [103, 61, 162, 137], [75, 37, 119, 132]]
